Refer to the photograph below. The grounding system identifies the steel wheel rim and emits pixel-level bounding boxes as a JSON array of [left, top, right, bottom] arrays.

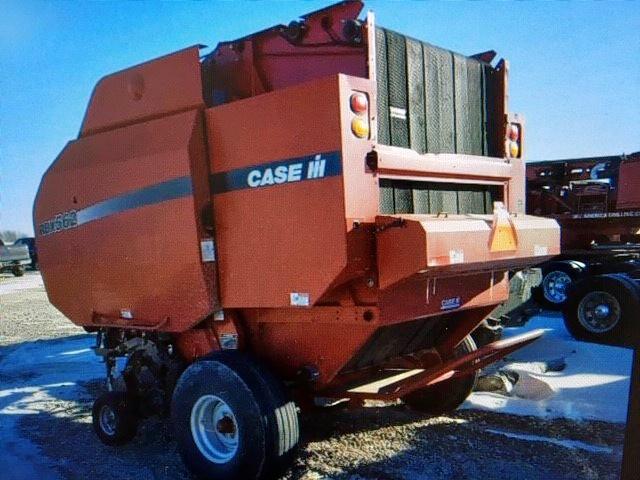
[[577, 291, 621, 333], [99, 405, 117, 436], [543, 270, 572, 304], [190, 395, 239, 464]]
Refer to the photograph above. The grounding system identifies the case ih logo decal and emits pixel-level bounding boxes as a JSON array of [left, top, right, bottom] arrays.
[[210, 151, 342, 193], [441, 297, 462, 311]]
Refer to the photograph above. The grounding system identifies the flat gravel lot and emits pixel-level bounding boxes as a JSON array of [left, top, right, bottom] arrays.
[[0, 272, 627, 479]]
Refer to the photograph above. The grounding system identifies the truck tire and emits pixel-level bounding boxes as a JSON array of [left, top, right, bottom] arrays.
[[172, 354, 299, 480], [562, 274, 639, 345], [402, 336, 477, 415], [532, 261, 585, 310], [92, 391, 138, 446], [12, 265, 25, 277]]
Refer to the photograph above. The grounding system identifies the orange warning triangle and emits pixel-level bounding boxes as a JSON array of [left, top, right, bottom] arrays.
[[490, 202, 517, 252]]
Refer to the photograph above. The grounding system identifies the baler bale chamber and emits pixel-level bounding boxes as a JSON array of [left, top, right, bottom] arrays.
[[33, 1, 559, 478]]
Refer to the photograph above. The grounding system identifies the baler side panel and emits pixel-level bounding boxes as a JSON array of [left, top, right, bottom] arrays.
[[35, 110, 217, 331], [80, 47, 204, 136], [206, 76, 349, 308]]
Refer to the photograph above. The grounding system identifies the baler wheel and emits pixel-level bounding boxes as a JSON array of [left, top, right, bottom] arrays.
[[91, 391, 138, 446], [402, 336, 478, 415], [171, 353, 299, 480]]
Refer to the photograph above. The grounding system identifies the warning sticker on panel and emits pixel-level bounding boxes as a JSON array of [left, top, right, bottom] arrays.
[[449, 249, 465, 264], [290, 292, 310, 307], [534, 244, 548, 256], [200, 239, 216, 262]]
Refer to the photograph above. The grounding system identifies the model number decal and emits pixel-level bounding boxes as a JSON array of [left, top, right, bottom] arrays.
[[39, 211, 78, 236], [441, 296, 462, 311]]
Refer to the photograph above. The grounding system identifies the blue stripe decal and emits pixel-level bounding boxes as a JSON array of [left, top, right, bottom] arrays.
[[210, 151, 342, 194], [38, 176, 193, 236]]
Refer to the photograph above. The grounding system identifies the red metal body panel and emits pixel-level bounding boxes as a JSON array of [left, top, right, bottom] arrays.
[[207, 76, 348, 308], [205, 2, 367, 104], [35, 109, 217, 331], [81, 47, 204, 136]]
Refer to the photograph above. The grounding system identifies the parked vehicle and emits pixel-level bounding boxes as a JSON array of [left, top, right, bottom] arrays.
[[33, 2, 559, 478], [0, 238, 30, 276], [14, 237, 38, 269], [526, 152, 640, 343]]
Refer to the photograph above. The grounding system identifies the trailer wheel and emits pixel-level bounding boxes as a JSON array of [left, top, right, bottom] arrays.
[[532, 261, 585, 309], [12, 265, 25, 277], [171, 354, 299, 480], [92, 391, 138, 446], [563, 274, 639, 344], [402, 336, 478, 415]]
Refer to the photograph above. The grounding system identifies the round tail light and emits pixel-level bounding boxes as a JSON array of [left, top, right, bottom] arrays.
[[508, 123, 520, 141], [350, 93, 368, 114]]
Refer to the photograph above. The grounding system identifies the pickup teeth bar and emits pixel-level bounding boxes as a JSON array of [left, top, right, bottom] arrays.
[[325, 329, 544, 400]]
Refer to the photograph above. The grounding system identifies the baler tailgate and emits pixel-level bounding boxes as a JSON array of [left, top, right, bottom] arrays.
[[376, 213, 560, 288]]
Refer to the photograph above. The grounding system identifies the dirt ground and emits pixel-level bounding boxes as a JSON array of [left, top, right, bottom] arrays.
[[0, 272, 627, 479]]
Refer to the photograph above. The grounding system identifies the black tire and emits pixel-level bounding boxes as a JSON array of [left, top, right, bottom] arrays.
[[532, 261, 585, 310], [92, 391, 138, 446], [562, 274, 639, 345], [402, 336, 478, 415], [12, 265, 25, 277], [206, 351, 299, 478], [171, 353, 299, 480]]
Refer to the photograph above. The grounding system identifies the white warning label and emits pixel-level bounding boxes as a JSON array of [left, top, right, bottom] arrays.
[[290, 292, 310, 307], [200, 239, 216, 262]]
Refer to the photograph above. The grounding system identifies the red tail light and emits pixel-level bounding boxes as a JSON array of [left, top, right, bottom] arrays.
[[350, 93, 368, 114]]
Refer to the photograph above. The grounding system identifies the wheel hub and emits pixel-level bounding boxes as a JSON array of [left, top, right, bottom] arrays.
[[594, 304, 610, 318], [99, 405, 117, 436], [543, 270, 572, 304], [190, 395, 239, 464], [577, 291, 621, 333]]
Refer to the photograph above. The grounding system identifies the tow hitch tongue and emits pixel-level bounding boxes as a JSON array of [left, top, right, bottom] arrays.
[[328, 329, 544, 401]]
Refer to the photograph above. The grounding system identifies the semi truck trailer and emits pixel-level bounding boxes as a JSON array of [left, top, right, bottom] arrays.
[[527, 152, 640, 344], [33, 2, 559, 478]]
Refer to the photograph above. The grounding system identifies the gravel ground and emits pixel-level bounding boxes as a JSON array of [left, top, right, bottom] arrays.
[[0, 272, 627, 479]]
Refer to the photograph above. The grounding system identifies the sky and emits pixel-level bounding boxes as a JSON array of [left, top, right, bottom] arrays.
[[1, 0, 639, 235]]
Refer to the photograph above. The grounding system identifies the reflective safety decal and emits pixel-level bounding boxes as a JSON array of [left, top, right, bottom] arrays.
[[490, 202, 518, 252]]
